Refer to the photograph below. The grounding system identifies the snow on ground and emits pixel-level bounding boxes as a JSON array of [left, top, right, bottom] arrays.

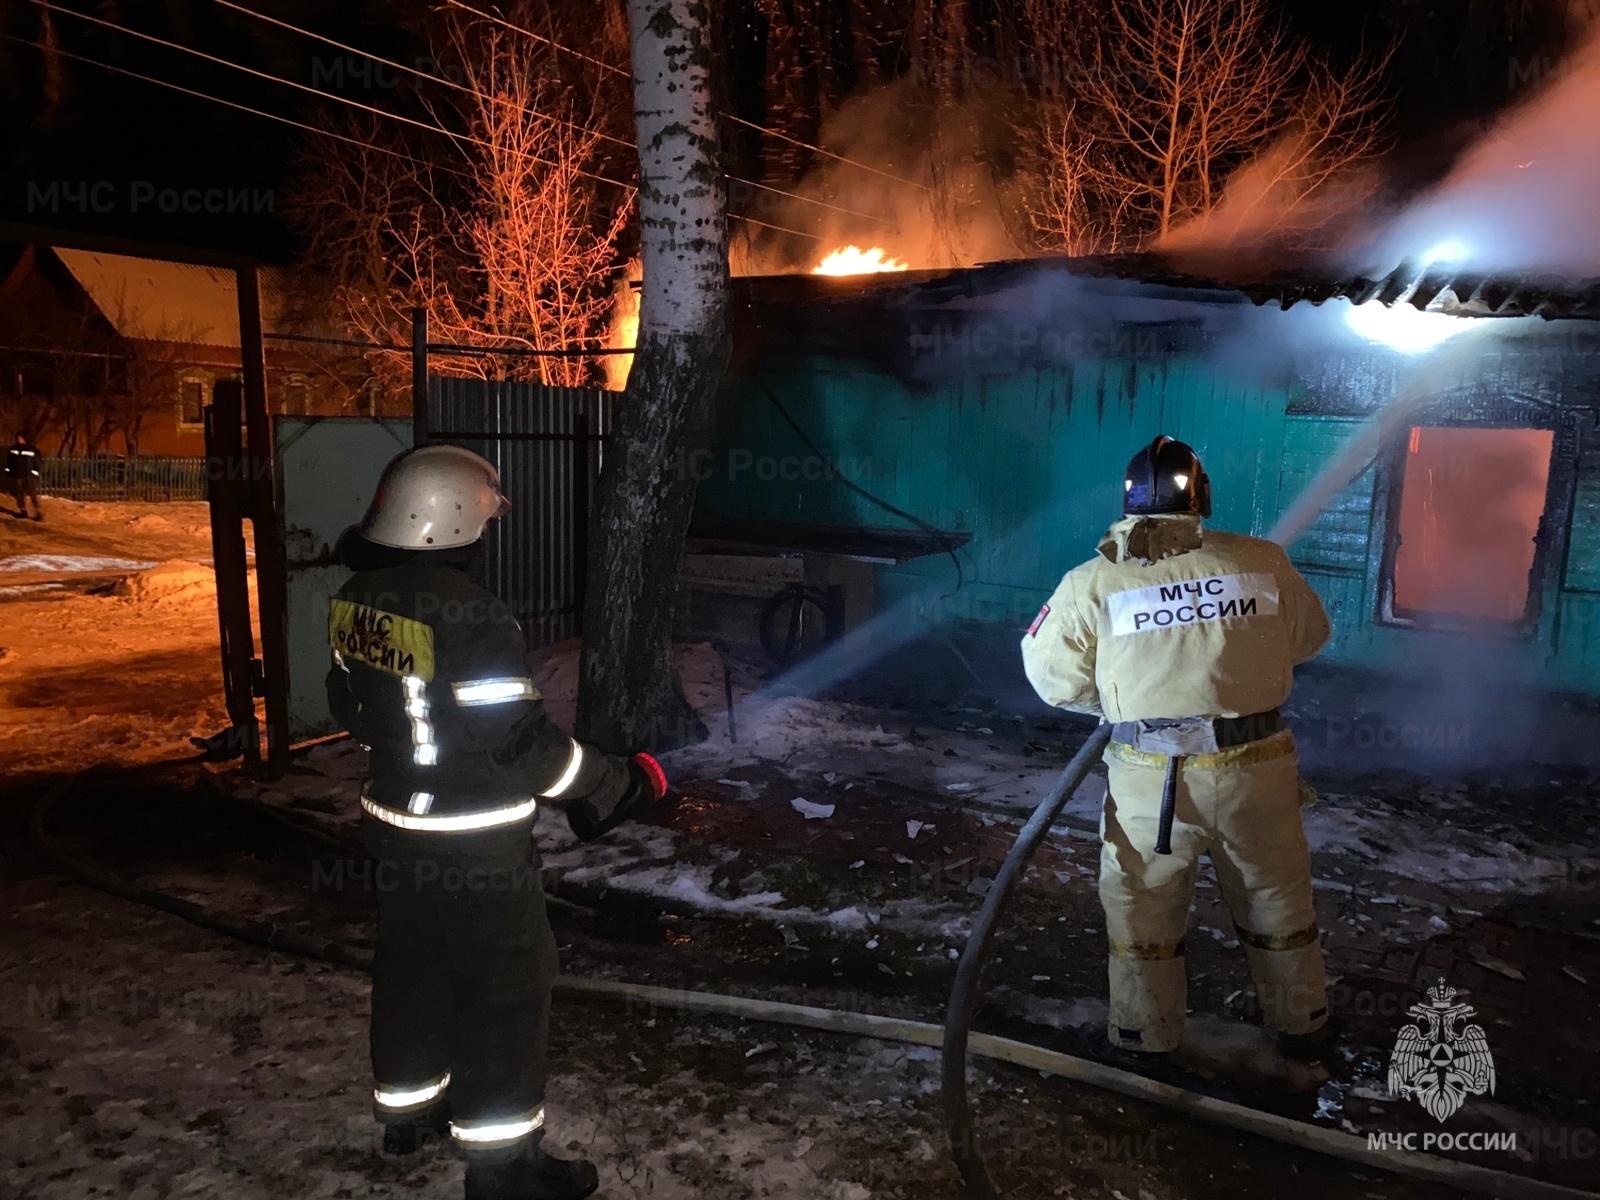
[[1303, 793, 1591, 894], [529, 638, 1600, 906], [0, 501, 248, 783], [0, 881, 958, 1200], [0, 554, 158, 572], [4, 509, 1596, 1198], [6, 878, 1411, 1200], [235, 635, 1598, 963]]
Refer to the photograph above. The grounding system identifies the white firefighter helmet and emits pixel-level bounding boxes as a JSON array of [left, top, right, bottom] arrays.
[[361, 444, 511, 549]]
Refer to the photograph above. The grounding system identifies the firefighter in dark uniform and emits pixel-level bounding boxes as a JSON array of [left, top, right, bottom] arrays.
[[327, 445, 668, 1200], [7, 433, 43, 520]]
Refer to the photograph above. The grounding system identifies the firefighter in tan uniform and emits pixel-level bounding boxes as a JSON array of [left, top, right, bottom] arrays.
[[1022, 437, 1333, 1059]]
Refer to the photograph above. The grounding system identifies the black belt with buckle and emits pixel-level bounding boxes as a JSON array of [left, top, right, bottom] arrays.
[[1110, 709, 1282, 855]]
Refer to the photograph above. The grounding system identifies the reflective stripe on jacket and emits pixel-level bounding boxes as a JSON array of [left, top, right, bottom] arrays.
[[5, 446, 41, 477], [325, 554, 628, 824]]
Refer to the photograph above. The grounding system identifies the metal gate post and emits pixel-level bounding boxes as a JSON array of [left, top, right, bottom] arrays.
[[204, 380, 260, 771], [573, 411, 590, 635], [237, 265, 291, 779], [412, 307, 429, 446]]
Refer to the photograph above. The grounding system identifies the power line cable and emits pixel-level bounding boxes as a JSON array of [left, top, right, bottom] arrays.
[[442, 0, 629, 78], [208, 0, 893, 229], [721, 112, 930, 193], [36, 1, 638, 191], [206, 0, 635, 152], [0, 30, 431, 169], [11, 26, 816, 246], [42, 2, 864, 238], [441, 0, 932, 194]]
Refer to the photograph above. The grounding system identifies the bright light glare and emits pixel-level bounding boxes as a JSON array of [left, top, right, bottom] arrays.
[[1420, 238, 1473, 268], [1344, 300, 1477, 354]]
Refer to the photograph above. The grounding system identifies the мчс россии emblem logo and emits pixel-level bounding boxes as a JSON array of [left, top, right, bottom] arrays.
[[1387, 978, 1496, 1123]]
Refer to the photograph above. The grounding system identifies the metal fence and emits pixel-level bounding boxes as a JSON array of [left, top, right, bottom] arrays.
[[429, 379, 614, 649], [40, 456, 208, 502]]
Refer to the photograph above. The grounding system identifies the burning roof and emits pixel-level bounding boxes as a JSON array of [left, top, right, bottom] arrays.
[[733, 252, 1600, 321]]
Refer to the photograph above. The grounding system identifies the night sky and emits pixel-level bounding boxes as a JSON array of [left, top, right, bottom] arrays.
[[0, 0, 1583, 260]]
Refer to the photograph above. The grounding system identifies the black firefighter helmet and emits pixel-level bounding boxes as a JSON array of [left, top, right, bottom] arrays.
[[1123, 436, 1212, 518]]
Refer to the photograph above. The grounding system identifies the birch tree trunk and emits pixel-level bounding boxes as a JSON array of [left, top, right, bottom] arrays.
[[576, 0, 731, 753]]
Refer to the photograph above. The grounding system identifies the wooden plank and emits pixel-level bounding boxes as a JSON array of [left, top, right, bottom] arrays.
[[1561, 475, 1600, 592]]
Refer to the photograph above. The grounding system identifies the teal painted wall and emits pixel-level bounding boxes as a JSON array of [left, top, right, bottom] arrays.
[[699, 342, 1600, 694], [700, 351, 1297, 627]]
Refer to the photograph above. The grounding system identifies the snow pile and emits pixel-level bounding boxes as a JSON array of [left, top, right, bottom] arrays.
[[0, 553, 156, 573], [110, 559, 216, 603], [1304, 794, 1592, 893], [535, 815, 971, 940]]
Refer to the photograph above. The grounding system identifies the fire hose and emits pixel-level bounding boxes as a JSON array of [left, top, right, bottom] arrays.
[[25, 761, 1600, 1200], [941, 722, 1113, 1198]]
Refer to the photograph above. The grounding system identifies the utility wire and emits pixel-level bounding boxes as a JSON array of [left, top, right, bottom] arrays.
[[442, 0, 932, 194], [207, 0, 634, 152], [262, 331, 634, 356], [0, 30, 430, 168], [45, 1, 871, 236], [443, 0, 629, 79], [731, 213, 825, 242], [721, 112, 930, 193], [11, 25, 816, 245], [209, 0, 894, 229], [37, 1, 637, 190]]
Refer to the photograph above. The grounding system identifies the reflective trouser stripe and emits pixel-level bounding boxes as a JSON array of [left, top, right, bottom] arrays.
[[451, 1106, 545, 1147], [1234, 922, 1320, 952], [1107, 936, 1186, 961], [374, 1071, 450, 1111]]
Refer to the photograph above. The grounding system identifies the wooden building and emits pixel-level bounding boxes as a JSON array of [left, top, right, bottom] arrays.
[[0, 243, 374, 455], [692, 255, 1600, 695]]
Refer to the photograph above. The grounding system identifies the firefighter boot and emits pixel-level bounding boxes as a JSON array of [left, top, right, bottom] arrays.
[[380, 1100, 452, 1155], [1279, 1013, 1342, 1065], [464, 1137, 599, 1200]]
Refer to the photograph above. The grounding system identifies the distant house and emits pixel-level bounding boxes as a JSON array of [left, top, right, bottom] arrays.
[[0, 244, 376, 456]]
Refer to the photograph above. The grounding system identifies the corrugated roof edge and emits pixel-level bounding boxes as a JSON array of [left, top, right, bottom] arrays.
[[731, 252, 1600, 321]]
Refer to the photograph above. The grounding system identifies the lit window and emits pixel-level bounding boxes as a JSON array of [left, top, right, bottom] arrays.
[[1392, 426, 1553, 623], [178, 377, 208, 426]]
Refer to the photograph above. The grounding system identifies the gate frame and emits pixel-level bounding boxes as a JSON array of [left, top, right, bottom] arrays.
[[406, 309, 627, 648]]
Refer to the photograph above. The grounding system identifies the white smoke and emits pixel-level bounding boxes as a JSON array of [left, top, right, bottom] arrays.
[[731, 80, 1022, 276], [1359, 20, 1600, 276]]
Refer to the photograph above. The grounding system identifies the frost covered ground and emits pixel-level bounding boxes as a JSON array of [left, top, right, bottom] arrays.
[[219, 641, 1600, 1192], [0, 500, 247, 781], [3, 505, 1598, 1197]]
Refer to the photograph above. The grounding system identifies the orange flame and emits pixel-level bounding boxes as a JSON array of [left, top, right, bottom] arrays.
[[811, 246, 910, 276], [604, 259, 641, 392]]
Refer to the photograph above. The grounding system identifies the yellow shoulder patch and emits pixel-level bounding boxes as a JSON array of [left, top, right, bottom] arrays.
[[329, 598, 436, 681]]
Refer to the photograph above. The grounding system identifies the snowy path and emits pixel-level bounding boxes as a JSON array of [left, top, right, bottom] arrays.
[[1, 873, 1482, 1200]]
